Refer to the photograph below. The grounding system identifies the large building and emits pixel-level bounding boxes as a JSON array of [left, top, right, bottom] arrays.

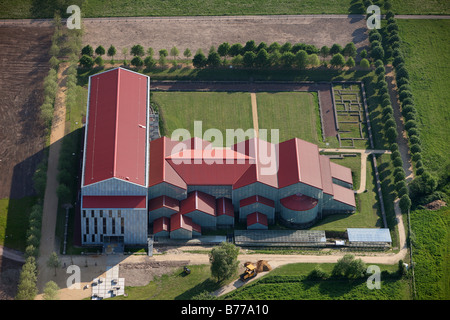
[[80, 67, 356, 246]]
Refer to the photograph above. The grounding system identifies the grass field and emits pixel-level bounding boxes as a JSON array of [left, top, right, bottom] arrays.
[[223, 262, 410, 300], [256, 92, 321, 145], [410, 207, 450, 300], [397, 20, 450, 176], [152, 91, 254, 147], [2, 0, 449, 18], [0, 197, 37, 251]]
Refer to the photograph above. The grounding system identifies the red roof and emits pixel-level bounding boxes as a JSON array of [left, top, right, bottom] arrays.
[[330, 162, 353, 185], [280, 193, 319, 211], [153, 216, 170, 234], [277, 138, 323, 190], [247, 212, 268, 226], [216, 197, 234, 217], [331, 183, 356, 207], [83, 68, 149, 187], [232, 138, 278, 189], [239, 195, 275, 208], [319, 155, 334, 196], [170, 212, 201, 233], [179, 191, 216, 216], [82, 195, 147, 209], [148, 195, 179, 212]]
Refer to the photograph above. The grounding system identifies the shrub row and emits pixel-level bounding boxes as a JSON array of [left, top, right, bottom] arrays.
[[383, 12, 439, 206]]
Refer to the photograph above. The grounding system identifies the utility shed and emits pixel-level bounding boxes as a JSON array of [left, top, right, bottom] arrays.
[[347, 228, 392, 248], [234, 230, 326, 247]]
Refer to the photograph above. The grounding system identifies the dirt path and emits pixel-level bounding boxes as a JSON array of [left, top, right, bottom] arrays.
[[385, 65, 414, 183], [250, 93, 259, 138], [36, 63, 69, 293]]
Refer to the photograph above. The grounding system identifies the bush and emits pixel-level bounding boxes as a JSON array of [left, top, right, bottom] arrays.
[[399, 194, 412, 213], [371, 46, 385, 61], [332, 254, 366, 279], [381, 98, 391, 108], [399, 90, 413, 101], [396, 67, 409, 80], [386, 127, 398, 143], [330, 43, 342, 55], [307, 266, 328, 280], [144, 56, 156, 68], [192, 52, 207, 68], [243, 51, 256, 67], [330, 53, 345, 68], [407, 127, 419, 138], [79, 54, 94, 69], [384, 118, 396, 130], [405, 120, 418, 130], [229, 43, 243, 56], [360, 58, 370, 69], [207, 51, 221, 67], [410, 143, 422, 154], [81, 45, 94, 56]]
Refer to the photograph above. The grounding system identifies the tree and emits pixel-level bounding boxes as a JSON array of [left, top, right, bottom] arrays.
[[131, 44, 145, 57], [131, 56, 144, 69], [280, 42, 292, 53], [183, 48, 192, 59], [343, 42, 356, 57], [81, 45, 94, 57], [47, 252, 61, 276], [386, 126, 398, 143], [56, 184, 71, 203], [280, 51, 295, 67], [294, 50, 308, 69], [329, 43, 342, 55], [146, 47, 154, 57], [360, 49, 367, 59], [43, 281, 60, 300], [360, 58, 370, 69], [243, 40, 257, 53], [330, 53, 345, 68], [371, 46, 385, 61], [332, 254, 366, 279], [254, 48, 269, 67], [79, 54, 94, 69], [217, 42, 230, 57], [170, 46, 180, 60], [308, 54, 320, 67], [207, 51, 221, 67], [122, 47, 128, 64], [229, 43, 243, 56], [107, 45, 116, 63], [243, 51, 256, 67], [209, 242, 239, 283], [268, 42, 281, 53], [95, 45, 105, 57], [320, 45, 330, 59], [94, 56, 104, 67], [144, 56, 156, 69], [192, 51, 207, 68], [345, 57, 355, 68], [399, 194, 411, 213]]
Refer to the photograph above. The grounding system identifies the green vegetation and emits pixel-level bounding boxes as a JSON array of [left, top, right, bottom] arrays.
[[151, 92, 254, 147], [223, 262, 410, 300], [256, 92, 321, 144], [410, 207, 450, 300], [397, 20, 450, 179]]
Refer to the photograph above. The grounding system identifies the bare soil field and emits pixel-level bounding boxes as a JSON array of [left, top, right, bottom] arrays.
[[82, 15, 369, 59], [0, 26, 53, 199]]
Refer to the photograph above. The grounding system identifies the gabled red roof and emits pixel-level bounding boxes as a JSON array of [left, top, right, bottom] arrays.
[[83, 68, 149, 187], [179, 191, 216, 216], [239, 195, 275, 208], [216, 197, 234, 217], [331, 183, 356, 207], [277, 138, 323, 190], [232, 138, 278, 189], [82, 195, 147, 209], [319, 155, 334, 196], [170, 212, 201, 233], [247, 212, 268, 226], [148, 195, 179, 212], [330, 162, 353, 185], [280, 193, 318, 211], [153, 216, 170, 234]]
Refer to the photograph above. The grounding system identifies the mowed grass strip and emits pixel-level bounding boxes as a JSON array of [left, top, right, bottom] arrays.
[[397, 19, 450, 175], [256, 92, 321, 144], [152, 91, 254, 147]]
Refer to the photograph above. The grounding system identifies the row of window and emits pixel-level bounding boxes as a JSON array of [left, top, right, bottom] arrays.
[[84, 217, 124, 235], [82, 210, 122, 218]]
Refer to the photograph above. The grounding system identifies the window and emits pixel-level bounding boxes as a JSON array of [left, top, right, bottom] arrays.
[[85, 218, 89, 234], [103, 218, 107, 234], [92, 234, 95, 242], [112, 218, 116, 234], [91, 210, 94, 218], [121, 217, 124, 234], [94, 218, 98, 234], [83, 234, 87, 243], [82, 210, 86, 218], [109, 210, 112, 218], [99, 210, 103, 217]]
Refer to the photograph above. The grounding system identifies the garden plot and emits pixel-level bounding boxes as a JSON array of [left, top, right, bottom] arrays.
[[333, 83, 369, 149]]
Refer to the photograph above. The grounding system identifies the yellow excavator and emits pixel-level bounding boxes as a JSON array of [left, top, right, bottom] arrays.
[[240, 263, 257, 281]]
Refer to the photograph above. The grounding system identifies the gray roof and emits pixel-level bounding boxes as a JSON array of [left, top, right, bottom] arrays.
[[235, 230, 326, 244], [347, 228, 392, 243]]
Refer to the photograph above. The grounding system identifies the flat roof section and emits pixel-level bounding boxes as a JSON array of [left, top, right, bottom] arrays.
[[234, 230, 326, 247], [347, 228, 392, 243]]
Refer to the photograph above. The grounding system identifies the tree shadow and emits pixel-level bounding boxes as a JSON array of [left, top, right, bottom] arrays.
[[174, 277, 222, 300]]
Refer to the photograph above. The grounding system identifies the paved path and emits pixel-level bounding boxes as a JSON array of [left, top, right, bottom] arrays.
[[0, 245, 25, 263], [36, 63, 69, 292], [250, 93, 259, 138], [319, 148, 391, 194]]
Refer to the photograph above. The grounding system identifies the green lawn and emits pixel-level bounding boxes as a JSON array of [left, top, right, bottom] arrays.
[[256, 92, 321, 145], [0, 197, 37, 251], [152, 91, 254, 147], [397, 20, 450, 176], [410, 207, 450, 300], [223, 262, 410, 300]]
